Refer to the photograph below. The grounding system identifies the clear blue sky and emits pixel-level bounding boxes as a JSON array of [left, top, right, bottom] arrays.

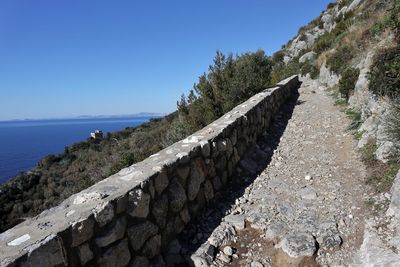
[[0, 0, 332, 121]]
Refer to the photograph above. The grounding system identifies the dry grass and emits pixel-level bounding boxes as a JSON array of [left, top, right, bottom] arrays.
[[361, 140, 400, 192]]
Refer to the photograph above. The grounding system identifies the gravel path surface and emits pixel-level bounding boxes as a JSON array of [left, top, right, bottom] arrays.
[[170, 78, 375, 267]]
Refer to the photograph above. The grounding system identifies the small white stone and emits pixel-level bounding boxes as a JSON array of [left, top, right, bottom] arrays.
[[7, 234, 31, 246], [305, 175, 312, 181], [223, 246, 234, 256], [66, 210, 76, 217], [183, 136, 201, 144]]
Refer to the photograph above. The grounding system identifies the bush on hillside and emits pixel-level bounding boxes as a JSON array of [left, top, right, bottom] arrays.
[[178, 50, 273, 129], [300, 60, 319, 79], [339, 0, 353, 9], [369, 46, 400, 98], [271, 51, 285, 65], [327, 45, 356, 75], [388, 0, 400, 40], [313, 33, 335, 53], [338, 67, 360, 100], [162, 118, 194, 147], [345, 108, 362, 130], [327, 2, 337, 9]]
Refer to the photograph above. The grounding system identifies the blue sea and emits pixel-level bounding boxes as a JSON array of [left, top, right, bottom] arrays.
[[0, 117, 152, 184]]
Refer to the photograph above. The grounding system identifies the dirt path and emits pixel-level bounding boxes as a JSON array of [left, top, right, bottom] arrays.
[[221, 78, 372, 267], [173, 78, 374, 267]]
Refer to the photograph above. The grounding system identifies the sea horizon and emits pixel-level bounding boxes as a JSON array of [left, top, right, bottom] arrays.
[[0, 112, 164, 123], [0, 115, 157, 184]]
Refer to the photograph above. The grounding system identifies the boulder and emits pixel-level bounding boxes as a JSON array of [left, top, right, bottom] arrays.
[[279, 232, 317, 258], [299, 51, 317, 64]]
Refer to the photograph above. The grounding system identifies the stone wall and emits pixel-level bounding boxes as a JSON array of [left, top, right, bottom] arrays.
[[0, 76, 300, 267]]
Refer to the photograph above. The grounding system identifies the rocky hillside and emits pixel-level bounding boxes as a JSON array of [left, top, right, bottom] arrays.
[[267, 0, 400, 173]]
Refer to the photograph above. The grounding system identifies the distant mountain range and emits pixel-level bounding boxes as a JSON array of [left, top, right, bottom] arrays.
[[74, 112, 164, 119], [0, 112, 165, 123]]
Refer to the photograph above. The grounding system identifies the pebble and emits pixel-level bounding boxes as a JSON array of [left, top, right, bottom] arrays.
[[223, 246, 233, 256], [218, 252, 231, 263]]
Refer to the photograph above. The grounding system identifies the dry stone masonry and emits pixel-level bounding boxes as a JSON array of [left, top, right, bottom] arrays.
[[0, 76, 300, 267]]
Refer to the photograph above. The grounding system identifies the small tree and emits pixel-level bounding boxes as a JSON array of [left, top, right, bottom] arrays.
[[339, 67, 360, 100]]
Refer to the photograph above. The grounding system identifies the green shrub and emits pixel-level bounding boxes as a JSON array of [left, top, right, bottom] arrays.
[[338, 67, 360, 99], [379, 161, 400, 192], [309, 15, 323, 30], [353, 130, 364, 140], [335, 98, 348, 106], [271, 51, 285, 65], [327, 2, 337, 9], [366, 159, 400, 192], [388, 0, 400, 40], [163, 119, 194, 147], [345, 108, 363, 130], [38, 155, 61, 169], [369, 46, 400, 98], [361, 141, 378, 163], [300, 60, 319, 79], [109, 152, 136, 175], [369, 21, 385, 37], [270, 57, 301, 85], [368, 0, 400, 39], [327, 45, 356, 75], [299, 33, 307, 41], [313, 33, 335, 53], [338, 0, 353, 9]]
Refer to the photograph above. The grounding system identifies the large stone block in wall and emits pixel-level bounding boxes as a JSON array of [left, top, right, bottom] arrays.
[[97, 238, 131, 267], [152, 194, 169, 228], [141, 234, 161, 259], [127, 221, 159, 251], [21, 235, 66, 267], [154, 171, 169, 195], [187, 158, 207, 201], [71, 216, 95, 247], [128, 189, 150, 219], [77, 243, 94, 266], [95, 217, 127, 247], [168, 178, 187, 213], [93, 202, 115, 227]]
